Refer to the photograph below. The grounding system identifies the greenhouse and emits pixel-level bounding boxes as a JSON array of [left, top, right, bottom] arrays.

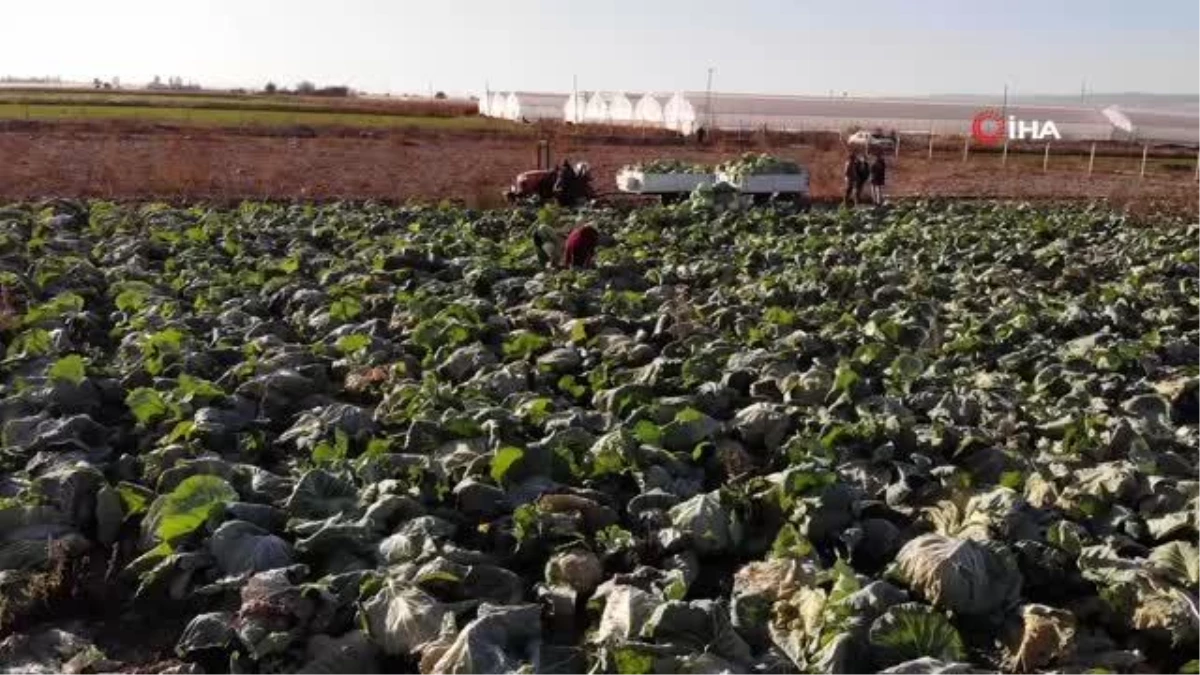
[[562, 92, 591, 123], [580, 92, 641, 124], [489, 92, 509, 119], [1103, 106, 1199, 144], [502, 92, 570, 121], [662, 91, 1121, 139], [633, 93, 670, 127]]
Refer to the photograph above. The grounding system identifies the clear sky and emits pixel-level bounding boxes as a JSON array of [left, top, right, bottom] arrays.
[[4, 0, 1197, 98]]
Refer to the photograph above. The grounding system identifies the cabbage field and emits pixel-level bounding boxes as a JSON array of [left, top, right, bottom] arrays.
[[0, 199, 1196, 674]]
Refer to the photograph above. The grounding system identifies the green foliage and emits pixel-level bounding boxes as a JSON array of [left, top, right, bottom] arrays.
[[126, 387, 170, 425], [22, 292, 84, 326], [771, 523, 814, 559], [490, 446, 525, 485], [6, 328, 52, 359], [336, 333, 372, 355], [869, 603, 966, 665], [595, 524, 635, 555], [118, 481, 154, 516], [551, 376, 582, 400], [329, 296, 363, 322], [175, 374, 224, 403], [612, 646, 654, 674], [632, 419, 663, 446], [142, 475, 237, 544], [503, 330, 550, 360], [312, 428, 351, 465], [47, 354, 87, 384], [519, 397, 553, 426], [139, 328, 186, 375], [114, 281, 156, 312], [1, 199, 1195, 675], [763, 305, 796, 327]]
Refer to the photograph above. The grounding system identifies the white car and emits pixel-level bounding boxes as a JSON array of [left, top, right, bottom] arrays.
[[847, 130, 897, 151]]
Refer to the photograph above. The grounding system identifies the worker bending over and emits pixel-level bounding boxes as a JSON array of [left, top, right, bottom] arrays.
[[532, 222, 563, 268], [562, 223, 600, 268], [531, 221, 601, 269]]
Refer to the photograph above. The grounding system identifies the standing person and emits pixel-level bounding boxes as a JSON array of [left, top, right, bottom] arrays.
[[855, 154, 871, 204], [559, 159, 576, 185], [562, 223, 600, 269], [870, 153, 887, 206], [843, 151, 860, 206]]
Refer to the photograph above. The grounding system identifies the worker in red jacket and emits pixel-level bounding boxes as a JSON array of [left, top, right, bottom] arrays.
[[562, 223, 600, 268]]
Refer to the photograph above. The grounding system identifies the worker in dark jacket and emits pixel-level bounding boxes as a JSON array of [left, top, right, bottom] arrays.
[[562, 223, 600, 268], [870, 154, 887, 206], [843, 152, 861, 206], [855, 154, 870, 203]]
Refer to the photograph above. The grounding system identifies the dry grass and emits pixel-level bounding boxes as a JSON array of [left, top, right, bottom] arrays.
[[0, 103, 512, 132], [0, 88, 479, 117]]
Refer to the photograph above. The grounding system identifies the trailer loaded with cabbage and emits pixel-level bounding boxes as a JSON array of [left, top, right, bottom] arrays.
[[617, 154, 811, 206]]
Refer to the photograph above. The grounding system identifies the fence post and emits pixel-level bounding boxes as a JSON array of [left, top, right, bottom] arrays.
[[894, 136, 900, 159], [962, 135, 969, 162], [1088, 142, 1096, 176], [1139, 144, 1148, 179], [927, 133, 934, 160], [1001, 137, 1009, 168], [1043, 142, 1050, 172]]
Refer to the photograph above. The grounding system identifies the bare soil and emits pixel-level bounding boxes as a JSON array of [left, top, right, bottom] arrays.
[[1, 121, 1195, 216]]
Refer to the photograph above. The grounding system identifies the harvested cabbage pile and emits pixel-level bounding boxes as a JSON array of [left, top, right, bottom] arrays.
[[0, 199, 1195, 674], [628, 160, 712, 175], [718, 153, 803, 181]]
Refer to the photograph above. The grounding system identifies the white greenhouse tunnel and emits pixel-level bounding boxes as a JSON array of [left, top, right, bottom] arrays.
[[634, 94, 669, 127], [503, 92, 569, 121], [606, 92, 638, 124], [583, 92, 611, 123], [562, 92, 591, 123], [491, 93, 509, 119]]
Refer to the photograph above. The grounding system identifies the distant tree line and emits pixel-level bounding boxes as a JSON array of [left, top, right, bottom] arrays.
[[146, 75, 201, 91], [263, 81, 353, 97], [2, 75, 64, 83]]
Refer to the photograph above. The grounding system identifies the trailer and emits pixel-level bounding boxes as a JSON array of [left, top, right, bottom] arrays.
[[616, 165, 811, 207], [615, 169, 715, 203], [717, 169, 811, 205]]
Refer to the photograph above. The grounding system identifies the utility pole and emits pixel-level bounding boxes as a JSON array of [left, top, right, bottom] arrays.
[[573, 75, 579, 123], [1002, 83, 1008, 120], [1081, 80, 1086, 103], [705, 67, 715, 131]]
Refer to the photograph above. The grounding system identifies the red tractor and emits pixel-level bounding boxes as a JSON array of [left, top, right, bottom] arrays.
[[504, 141, 595, 207]]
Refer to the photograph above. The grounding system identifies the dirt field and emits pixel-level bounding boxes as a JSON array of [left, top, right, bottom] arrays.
[[1, 121, 1196, 215]]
